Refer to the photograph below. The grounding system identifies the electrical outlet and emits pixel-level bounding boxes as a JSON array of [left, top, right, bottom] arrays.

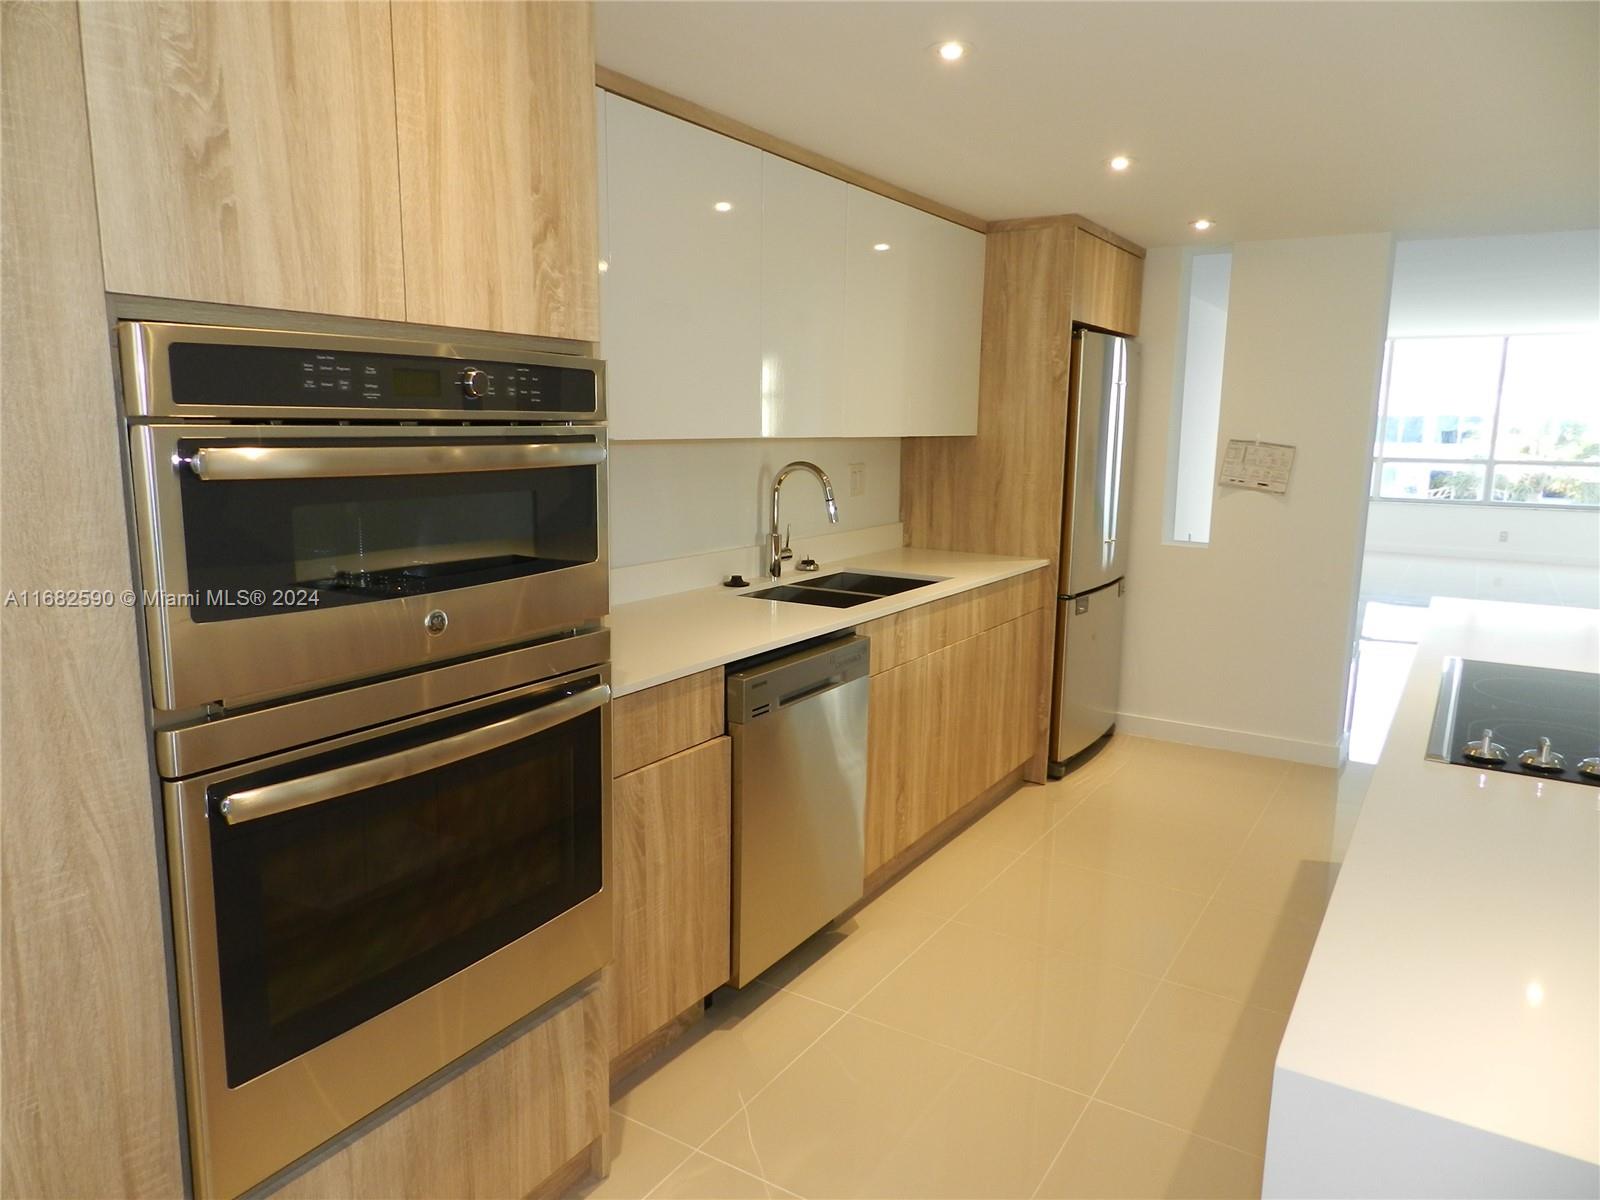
[[849, 462, 866, 497], [1499, 530, 1510, 543]]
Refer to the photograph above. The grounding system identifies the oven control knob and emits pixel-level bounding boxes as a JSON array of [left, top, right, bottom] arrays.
[[424, 609, 448, 636], [1518, 737, 1566, 773], [1462, 729, 1507, 765], [460, 367, 490, 399]]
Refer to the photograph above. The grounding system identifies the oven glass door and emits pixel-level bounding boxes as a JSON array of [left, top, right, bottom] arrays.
[[206, 673, 605, 1086], [172, 431, 603, 622]]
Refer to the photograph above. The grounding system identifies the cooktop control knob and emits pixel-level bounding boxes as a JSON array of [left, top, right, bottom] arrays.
[[1462, 729, 1508, 765], [1577, 756, 1600, 779], [460, 366, 490, 399], [1518, 737, 1566, 773]]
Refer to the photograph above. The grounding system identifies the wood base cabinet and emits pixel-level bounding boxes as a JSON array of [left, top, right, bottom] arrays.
[[608, 737, 732, 1061], [862, 575, 1052, 875]]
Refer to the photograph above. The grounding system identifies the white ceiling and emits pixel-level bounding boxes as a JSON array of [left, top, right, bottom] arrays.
[[594, 1, 1599, 248]]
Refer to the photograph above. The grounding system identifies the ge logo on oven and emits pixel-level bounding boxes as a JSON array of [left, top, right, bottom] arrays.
[[424, 610, 449, 636]]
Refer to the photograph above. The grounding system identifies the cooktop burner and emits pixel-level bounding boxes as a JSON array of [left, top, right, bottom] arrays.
[[1426, 657, 1600, 788]]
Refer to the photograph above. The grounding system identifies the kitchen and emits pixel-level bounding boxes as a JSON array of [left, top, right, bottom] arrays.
[[2, 3, 1596, 1200]]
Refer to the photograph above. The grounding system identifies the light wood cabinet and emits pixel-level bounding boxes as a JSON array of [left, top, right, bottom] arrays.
[[600, 93, 983, 438], [609, 737, 732, 1060], [842, 186, 985, 436], [602, 92, 763, 438], [1072, 228, 1143, 336], [863, 579, 1051, 876], [759, 154, 848, 436], [79, 0, 405, 320], [274, 986, 605, 1199], [392, 1, 599, 340]]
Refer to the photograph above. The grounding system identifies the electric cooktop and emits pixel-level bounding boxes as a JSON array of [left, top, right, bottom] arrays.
[[1426, 657, 1600, 788]]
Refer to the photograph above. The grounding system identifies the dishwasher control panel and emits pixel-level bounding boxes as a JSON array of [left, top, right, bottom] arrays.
[[725, 635, 870, 724]]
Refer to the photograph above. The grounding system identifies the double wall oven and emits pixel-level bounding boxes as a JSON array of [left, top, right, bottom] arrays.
[[122, 322, 612, 1197]]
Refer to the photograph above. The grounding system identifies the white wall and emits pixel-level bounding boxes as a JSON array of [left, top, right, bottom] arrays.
[[1365, 501, 1600, 567], [1388, 230, 1599, 336], [1120, 234, 1395, 765], [608, 437, 900, 567]]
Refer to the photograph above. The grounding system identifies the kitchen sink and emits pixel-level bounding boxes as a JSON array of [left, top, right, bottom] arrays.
[[791, 571, 941, 597], [746, 584, 878, 607], [746, 573, 944, 607]]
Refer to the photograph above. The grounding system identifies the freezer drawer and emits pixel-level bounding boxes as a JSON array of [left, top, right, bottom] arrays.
[[1052, 580, 1126, 765]]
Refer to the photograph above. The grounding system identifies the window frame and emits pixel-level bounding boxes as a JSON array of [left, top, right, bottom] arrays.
[[1370, 332, 1600, 510]]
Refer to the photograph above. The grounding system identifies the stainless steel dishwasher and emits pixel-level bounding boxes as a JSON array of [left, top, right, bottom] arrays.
[[725, 634, 870, 986]]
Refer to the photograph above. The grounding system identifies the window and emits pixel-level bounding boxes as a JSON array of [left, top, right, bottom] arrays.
[[1371, 333, 1599, 506], [1167, 250, 1232, 543]]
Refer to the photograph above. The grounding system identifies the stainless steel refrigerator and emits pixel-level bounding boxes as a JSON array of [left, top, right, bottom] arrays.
[[1051, 328, 1132, 773]]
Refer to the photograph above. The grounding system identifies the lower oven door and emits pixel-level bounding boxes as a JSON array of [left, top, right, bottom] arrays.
[[129, 422, 609, 711], [166, 666, 611, 1198]]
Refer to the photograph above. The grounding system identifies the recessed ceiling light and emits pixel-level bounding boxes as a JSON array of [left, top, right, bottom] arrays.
[[1191, 218, 1214, 232], [598, 259, 609, 273], [873, 242, 892, 252], [713, 201, 733, 213], [1109, 155, 1131, 172], [936, 40, 966, 62]]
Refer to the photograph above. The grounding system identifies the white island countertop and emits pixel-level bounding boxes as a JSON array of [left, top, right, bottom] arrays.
[[1265, 598, 1600, 1198], [606, 547, 1049, 697]]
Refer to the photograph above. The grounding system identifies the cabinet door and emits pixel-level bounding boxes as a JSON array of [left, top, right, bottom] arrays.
[[760, 155, 847, 436], [79, 1, 404, 320], [602, 95, 762, 438], [1072, 229, 1143, 336], [610, 737, 732, 1059], [865, 649, 949, 874], [842, 187, 984, 436], [392, 2, 598, 340]]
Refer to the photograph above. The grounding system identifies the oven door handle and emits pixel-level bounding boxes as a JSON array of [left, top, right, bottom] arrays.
[[182, 441, 606, 481], [216, 682, 611, 825]]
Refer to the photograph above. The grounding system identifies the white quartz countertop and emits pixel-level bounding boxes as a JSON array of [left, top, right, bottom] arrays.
[[606, 547, 1050, 697], [1270, 598, 1600, 1187]]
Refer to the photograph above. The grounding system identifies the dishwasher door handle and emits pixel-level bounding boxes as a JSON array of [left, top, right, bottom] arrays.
[[778, 673, 849, 708]]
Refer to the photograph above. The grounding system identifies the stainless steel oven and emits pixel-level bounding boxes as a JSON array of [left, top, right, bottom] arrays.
[[120, 321, 608, 712], [159, 631, 612, 1198]]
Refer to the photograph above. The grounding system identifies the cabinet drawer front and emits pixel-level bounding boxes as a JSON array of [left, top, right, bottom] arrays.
[[611, 669, 725, 777], [80, 1, 404, 320], [857, 568, 1052, 675], [609, 738, 732, 1059]]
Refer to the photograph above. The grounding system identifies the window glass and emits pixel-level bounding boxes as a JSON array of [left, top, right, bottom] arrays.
[[1494, 333, 1600, 463], [1490, 465, 1600, 506], [1376, 462, 1484, 501], [1379, 337, 1500, 460]]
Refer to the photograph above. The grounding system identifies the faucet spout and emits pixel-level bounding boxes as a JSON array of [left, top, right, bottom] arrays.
[[769, 461, 838, 580]]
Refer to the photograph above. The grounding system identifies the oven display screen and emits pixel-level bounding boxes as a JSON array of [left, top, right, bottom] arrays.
[[391, 367, 441, 399]]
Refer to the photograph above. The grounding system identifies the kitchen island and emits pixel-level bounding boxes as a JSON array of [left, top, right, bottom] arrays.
[[1264, 598, 1600, 1198]]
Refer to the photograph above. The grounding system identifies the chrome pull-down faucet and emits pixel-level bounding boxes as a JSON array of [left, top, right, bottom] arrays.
[[769, 461, 838, 579]]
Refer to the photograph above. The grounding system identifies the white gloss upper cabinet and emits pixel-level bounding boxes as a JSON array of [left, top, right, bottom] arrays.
[[601, 93, 762, 438], [842, 186, 984, 436], [759, 155, 847, 437]]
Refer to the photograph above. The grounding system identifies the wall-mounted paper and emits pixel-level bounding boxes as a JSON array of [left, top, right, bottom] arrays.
[[1219, 439, 1295, 494]]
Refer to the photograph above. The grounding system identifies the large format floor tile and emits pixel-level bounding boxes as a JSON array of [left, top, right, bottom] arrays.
[[855, 921, 1157, 1093], [1097, 982, 1289, 1155], [756, 893, 944, 1009], [700, 1014, 1087, 1199], [872, 831, 1024, 917], [1037, 794, 1246, 894], [591, 737, 1341, 1200], [953, 851, 1209, 976], [612, 983, 841, 1147], [1036, 1102, 1264, 1199], [1167, 896, 1324, 1013]]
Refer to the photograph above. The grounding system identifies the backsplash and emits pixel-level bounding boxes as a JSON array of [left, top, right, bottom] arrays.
[[606, 437, 901, 570]]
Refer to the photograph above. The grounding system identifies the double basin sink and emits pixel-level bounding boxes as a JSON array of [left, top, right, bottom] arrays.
[[746, 571, 943, 608]]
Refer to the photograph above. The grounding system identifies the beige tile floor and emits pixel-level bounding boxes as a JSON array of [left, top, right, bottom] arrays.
[[575, 736, 1367, 1200]]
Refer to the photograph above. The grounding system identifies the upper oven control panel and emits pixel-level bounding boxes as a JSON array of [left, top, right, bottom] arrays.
[[119, 321, 604, 423]]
